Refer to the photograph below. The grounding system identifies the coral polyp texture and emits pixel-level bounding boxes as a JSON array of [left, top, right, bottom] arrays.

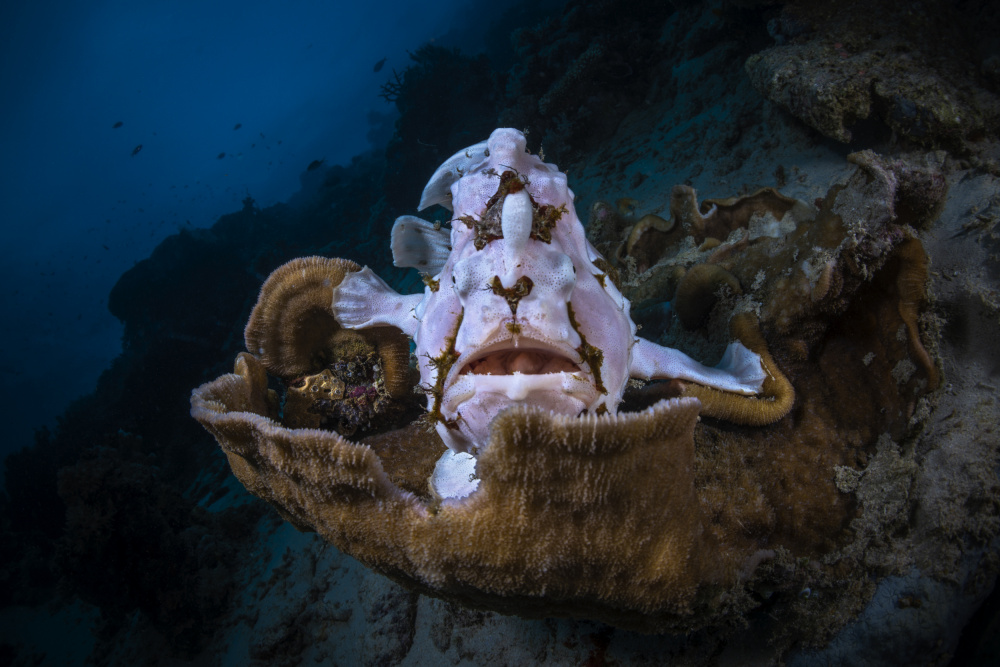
[[191, 128, 942, 632]]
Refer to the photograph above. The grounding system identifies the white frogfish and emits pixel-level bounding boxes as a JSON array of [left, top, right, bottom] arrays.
[[332, 128, 766, 498]]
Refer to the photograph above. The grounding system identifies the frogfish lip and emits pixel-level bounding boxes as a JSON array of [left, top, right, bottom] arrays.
[[442, 336, 599, 411], [435, 331, 603, 453], [456, 341, 582, 377]]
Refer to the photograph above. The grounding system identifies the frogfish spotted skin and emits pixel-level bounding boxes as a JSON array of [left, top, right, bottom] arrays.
[[332, 128, 766, 498]]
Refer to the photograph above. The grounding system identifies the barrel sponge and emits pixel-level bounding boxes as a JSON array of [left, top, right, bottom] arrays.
[[190, 352, 436, 540], [192, 357, 739, 631], [244, 256, 412, 398], [417, 398, 723, 622]]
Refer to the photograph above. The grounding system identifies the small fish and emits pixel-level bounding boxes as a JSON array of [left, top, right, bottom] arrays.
[[233, 123, 242, 130], [373, 57, 387, 73], [217, 152, 226, 159], [131, 144, 142, 157], [112, 121, 123, 129], [307, 159, 325, 171]]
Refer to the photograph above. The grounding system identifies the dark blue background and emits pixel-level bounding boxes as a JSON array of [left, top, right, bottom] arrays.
[[0, 0, 494, 466]]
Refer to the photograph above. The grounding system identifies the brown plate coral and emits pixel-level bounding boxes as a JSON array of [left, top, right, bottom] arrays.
[[194, 355, 719, 630]]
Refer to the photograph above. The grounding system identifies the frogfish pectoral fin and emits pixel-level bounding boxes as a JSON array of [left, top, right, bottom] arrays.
[[331, 266, 422, 338], [628, 313, 794, 425]]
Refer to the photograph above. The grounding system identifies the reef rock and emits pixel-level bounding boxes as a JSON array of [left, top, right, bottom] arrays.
[[745, 0, 1000, 154]]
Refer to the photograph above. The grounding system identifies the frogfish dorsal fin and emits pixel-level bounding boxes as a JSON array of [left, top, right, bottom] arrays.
[[418, 140, 490, 211]]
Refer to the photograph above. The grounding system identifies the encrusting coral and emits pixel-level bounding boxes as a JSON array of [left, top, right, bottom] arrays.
[[242, 256, 416, 436], [599, 147, 944, 576], [192, 129, 942, 633], [243, 256, 412, 398], [673, 263, 743, 330], [623, 213, 683, 274], [675, 185, 806, 245]]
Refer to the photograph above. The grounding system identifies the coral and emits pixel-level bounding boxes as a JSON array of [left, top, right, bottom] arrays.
[[673, 264, 743, 330], [680, 314, 796, 426], [244, 255, 412, 398], [614, 193, 811, 314], [244, 256, 362, 377], [55, 437, 264, 655], [604, 151, 947, 581], [890, 238, 938, 386], [623, 213, 683, 273], [674, 185, 807, 245], [583, 199, 627, 261], [243, 256, 417, 438], [192, 354, 730, 631]]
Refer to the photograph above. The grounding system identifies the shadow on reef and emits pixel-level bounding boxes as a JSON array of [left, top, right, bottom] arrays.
[[55, 434, 265, 656], [497, 0, 774, 165]]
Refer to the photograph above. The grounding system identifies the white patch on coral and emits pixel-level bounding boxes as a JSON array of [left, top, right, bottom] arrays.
[[431, 450, 479, 499], [748, 210, 796, 239]]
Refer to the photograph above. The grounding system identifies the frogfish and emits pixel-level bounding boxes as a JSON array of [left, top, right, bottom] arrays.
[[332, 128, 766, 498]]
